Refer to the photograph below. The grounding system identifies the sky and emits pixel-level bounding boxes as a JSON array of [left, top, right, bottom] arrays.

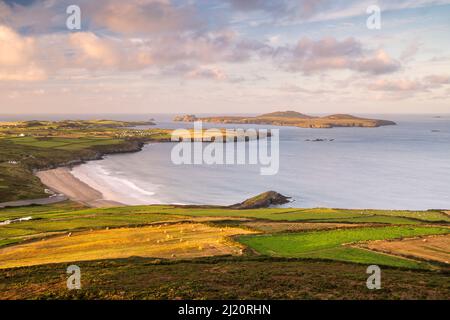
[[0, 0, 449, 115]]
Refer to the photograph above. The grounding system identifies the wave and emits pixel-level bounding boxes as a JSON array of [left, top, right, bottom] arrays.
[[71, 162, 162, 205]]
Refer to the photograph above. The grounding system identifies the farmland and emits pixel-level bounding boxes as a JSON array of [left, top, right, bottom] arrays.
[[0, 120, 449, 300], [365, 234, 450, 264], [0, 200, 449, 299], [0, 223, 254, 269], [238, 226, 450, 269]]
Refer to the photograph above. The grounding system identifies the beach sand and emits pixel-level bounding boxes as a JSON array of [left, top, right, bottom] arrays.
[[36, 168, 123, 208]]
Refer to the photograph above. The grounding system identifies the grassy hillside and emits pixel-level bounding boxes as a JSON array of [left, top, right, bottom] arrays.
[[1, 257, 449, 300]]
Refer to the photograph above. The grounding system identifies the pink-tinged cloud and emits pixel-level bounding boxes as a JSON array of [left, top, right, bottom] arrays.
[[88, 0, 201, 35], [354, 50, 401, 75], [186, 66, 228, 80], [68, 32, 154, 71], [369, 75, 450, 92], [424, 75, 450, 85], [369, 79, 423, 92], [0, 25, 46, 81], [276, 37, 401, 75]]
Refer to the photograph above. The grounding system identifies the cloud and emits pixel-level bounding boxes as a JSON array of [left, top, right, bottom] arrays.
[[424, 75, 450, 85], [354, 49, 401, 75], [368, 75, 450, 92], [369, 79, 424, 92], [275, 37, 401, 75], [68, 32, 156, 71], [400, 42, 421, 61], [226, 0, 450, 24], [279, 84, 332, 94], [186, 66, 228, 80], [88, 0, 201, 35], [0, 0, 63, 34], [3, 0, 450, 37], [0, 24, 404, 82], [0, 0, 201, 36], [0, 25, 46, 81], [140, 31, 269, 66]]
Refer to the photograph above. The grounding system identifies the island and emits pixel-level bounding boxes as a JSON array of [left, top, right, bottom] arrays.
[[174, 111, 396, 128]]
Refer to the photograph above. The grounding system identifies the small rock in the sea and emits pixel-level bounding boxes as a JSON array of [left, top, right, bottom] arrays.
[[305, 138, 335, 142]]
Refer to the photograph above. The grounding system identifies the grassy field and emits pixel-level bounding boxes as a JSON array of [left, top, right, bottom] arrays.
[[5, 136, 124, 150], [1, 204, 449, 245], [238, 226, 450, 268], [0, 223, 254, 269], [1, 203, 449, 267], [142, 206, 450, 224], [0, 201, 449, 299]]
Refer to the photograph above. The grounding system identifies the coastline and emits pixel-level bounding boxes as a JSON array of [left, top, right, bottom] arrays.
[[31, 138, 156, 208], [36, 168, 124, 208]]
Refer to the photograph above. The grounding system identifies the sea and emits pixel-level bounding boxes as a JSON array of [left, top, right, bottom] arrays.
[[2, 113, 449, 210]]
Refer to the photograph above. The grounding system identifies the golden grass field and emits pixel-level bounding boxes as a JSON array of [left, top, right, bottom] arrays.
[[366, 234, 450, 264], [0, 223, 255, 269]]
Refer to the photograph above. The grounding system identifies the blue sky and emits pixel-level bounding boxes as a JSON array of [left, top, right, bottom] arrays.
[[0, 0, 449, 114]]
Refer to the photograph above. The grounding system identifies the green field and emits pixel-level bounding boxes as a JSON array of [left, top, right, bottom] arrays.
[[6, 136, 124, 150], [239, 226, 450, 268], [121, 206, 450, 224]]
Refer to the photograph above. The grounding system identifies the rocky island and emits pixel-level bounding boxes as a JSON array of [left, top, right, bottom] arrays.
[[174, 111, 396, 128]]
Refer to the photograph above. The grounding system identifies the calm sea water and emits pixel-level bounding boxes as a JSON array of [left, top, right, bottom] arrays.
[[63, 114, 450, 210]]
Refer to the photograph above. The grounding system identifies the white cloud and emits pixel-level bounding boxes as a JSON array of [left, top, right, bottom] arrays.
[[368, 74, 450, 92], [0, 25, 46, 81], [275, 37, 401, 75]]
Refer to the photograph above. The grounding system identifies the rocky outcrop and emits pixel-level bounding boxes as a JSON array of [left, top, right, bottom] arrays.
[[230, 191, 291, 209]]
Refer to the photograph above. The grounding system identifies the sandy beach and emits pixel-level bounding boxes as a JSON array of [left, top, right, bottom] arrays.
[[36, 168, 124, 208]]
